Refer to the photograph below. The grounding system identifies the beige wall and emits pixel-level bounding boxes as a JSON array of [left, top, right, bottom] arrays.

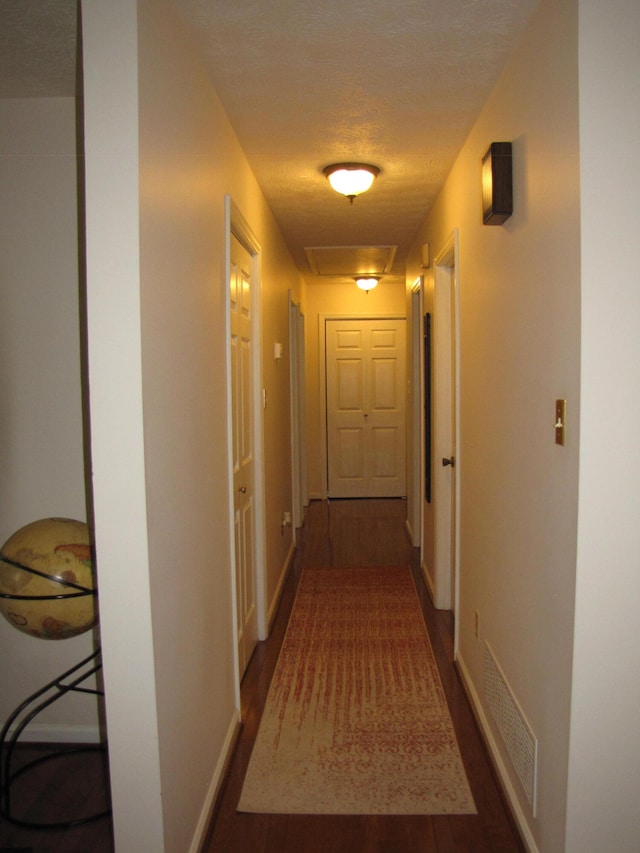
[[407, 0, 580, 849], [0, 98, 100, 737], [304, 278, 406, 498], [566, 1, 640, 850], [82, 1, 304, 850]]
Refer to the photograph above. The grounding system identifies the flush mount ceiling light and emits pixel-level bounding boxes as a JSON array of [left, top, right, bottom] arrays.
[[323, 163, 380, 203], [354, 276, 380, 292]]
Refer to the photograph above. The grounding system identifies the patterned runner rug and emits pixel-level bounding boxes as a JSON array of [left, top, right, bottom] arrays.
[[238, 566, 476, 815]]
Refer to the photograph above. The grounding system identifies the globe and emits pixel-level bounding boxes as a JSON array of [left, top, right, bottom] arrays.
[[0, 518, 96, 640]]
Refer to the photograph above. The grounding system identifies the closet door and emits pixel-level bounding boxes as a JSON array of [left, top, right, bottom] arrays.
[[326, 318, 406, 498]]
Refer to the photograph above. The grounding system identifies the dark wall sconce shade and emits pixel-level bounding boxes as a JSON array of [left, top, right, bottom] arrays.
[[482, 142, 513, 225]]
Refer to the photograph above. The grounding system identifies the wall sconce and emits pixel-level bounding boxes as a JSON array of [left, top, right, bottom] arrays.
[[323, 163, 380, 203], [482, 142, 513, 225], [354, 276, 379, 293], [420, 243, 431, 269]]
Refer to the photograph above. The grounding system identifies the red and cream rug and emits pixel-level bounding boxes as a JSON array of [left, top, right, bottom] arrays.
[[238, 565, 476, 815]]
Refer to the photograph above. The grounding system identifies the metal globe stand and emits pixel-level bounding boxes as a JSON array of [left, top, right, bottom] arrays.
[[0, 557, 110, 829]]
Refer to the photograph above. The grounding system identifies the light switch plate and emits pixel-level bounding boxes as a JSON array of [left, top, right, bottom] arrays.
[[555, 399, 566, 446]]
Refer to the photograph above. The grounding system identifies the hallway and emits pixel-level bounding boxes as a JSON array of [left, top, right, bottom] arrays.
[[204, 499, 525, 852]]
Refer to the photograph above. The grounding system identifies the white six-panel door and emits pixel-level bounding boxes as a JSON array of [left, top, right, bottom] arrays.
[[230, 234, 258, 677], [326, 318, 406, 498]]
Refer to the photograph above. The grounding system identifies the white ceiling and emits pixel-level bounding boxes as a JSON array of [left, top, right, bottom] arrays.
[[0, 0, 539, 285]]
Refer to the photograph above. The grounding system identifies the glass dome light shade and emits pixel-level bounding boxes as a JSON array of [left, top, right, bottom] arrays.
[[323, 163, 380, 199], [355, 276, 379, 291]]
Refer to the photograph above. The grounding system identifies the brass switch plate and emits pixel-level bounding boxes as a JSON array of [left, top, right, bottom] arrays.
[[555, 399, 566, 446]]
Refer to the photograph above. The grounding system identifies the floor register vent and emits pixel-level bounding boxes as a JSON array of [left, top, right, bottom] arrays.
[[484, 643, 538, 815]]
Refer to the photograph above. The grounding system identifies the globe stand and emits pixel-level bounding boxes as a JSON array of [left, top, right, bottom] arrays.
[[0, 648, 110, 829], [0, 545, 110, 830]]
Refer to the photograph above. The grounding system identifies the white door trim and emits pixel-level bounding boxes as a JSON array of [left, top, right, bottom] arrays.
[[288, 293, 307, 531], [225, 196, 267, 707], [318, 312, 406, 499], [410, 279, 424, 550]]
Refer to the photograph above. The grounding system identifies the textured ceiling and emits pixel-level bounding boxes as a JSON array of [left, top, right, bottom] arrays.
[[0, 0, 77, 98], [0, 0, 539, 285], [175, 0, 539, 283]]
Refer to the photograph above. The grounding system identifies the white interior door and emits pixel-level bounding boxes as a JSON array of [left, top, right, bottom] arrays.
[[326, 318, 406, 498], [230, 233, 258, 677], [433, 232, 460, 618]]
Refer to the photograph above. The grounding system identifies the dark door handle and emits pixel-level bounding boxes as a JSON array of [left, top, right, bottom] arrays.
[[442, 457, 455, 468]]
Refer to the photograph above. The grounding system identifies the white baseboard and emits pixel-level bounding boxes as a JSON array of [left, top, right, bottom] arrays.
[[455, 652, 540, 853], [267, 540, 295, 633], [189, 709, 241, 853], [405, 517, 415, 543], [421, 559, 436, 603], [9, 723, 103, 744]]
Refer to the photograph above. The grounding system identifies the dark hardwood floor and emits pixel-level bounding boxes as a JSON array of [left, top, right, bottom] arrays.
[[1, 499, 524, 852], [0, 742, 113, 852], [204, 498, 525, 853]]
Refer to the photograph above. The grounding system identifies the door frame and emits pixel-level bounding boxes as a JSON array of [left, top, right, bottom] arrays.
[[432, 230, 461, 648], [319, 312, 406, 498], [225, 196, 267, 705], [409, 279, 424, 550], [288, 292, 307, 531]]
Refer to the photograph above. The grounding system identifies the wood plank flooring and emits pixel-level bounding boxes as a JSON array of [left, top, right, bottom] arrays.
[[204, 498, 525, 853], [0, 743, 113, 852]]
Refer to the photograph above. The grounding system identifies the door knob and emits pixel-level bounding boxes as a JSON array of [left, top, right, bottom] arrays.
[[442, 457, 455, 468], [239, 485, 247, 493]]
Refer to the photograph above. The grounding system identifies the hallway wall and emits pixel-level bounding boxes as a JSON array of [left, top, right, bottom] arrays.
[[408, 0, 580, 849], [566, 0, 640, 849], [81, 1, 304, 850]]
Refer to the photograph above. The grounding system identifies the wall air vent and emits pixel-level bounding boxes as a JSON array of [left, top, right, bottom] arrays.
[[484, 643, 538, 815]]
